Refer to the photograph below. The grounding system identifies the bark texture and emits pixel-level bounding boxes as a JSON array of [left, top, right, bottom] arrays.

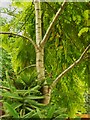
[[34, 0, 49, 105], [34, 0, 45, 80]]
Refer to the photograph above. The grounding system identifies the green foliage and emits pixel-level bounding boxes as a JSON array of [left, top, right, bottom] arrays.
[[1, 44, 68, 119], [78, 27, 89, 37], [46, 104, 56, 118], [1, 49, 13, 80], [1, 72, 44, 118], [4, 102, 19, 118], [0, 17, 7, 26], [0, 1, 90, 119], [0, 50, 44, 118], [1, 36, 35, 74], [44, 2, 89, 118]]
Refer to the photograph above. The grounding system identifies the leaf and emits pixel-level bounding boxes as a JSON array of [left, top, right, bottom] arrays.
[[23, 110, 35, 118], [30, 85, 40, 92], [24, 99, 45, 108], [55, 114, 68, 119], [15, 89, 30, 94], [36, 108, 45, 118], [78, 27, 89, 37], [4, 102, 19, 118], [47, 105, 56, 118], [15, 85, 40, 95], [25, 107, 32, 111], [11, 102, 22, 109], [25, 95, 44, 100], [2, 92, 22, 100], [83, 10, 89, 20]]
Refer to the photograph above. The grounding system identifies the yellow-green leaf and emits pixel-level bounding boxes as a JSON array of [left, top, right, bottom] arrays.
[[78, 27, 89, 37], [4, 102, 19, 118]]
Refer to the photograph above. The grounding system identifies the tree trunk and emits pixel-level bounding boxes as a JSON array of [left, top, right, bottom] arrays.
[[34, 0, 50, 105], [36, 47, 45, 81], [0, 1, 69, 105], [34, 0, 45, 81]]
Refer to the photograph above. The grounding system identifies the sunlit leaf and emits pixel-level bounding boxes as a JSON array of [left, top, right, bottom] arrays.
[[2, 92, 22, 100], [4, 102, 19, 118], [25, 95, 44, 100], [23, 110, 35, 118], [36, 107, 45, 118], [78, 27, 89, 37], [47, 105, 56, 118]]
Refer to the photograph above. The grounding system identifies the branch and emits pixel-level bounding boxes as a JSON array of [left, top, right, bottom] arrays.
[[0, 86, 10, 91], [17, 64, 36, 75], [0, 32, 38, 49], [40, 0, 67, 47], [0, 12, 16, 17], [51, 44, 90, 89], [45, 2, 56, 14]]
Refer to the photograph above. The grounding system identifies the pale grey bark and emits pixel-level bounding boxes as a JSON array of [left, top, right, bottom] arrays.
[[34, 0, 45, 80], [34, 0, 42, 46], [34, 0, 50, 105]]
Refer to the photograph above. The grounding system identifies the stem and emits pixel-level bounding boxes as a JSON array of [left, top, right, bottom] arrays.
[[40, 0, 67, 47], [17, 64, 36, 75], [0, 32, 38, 50], [51, 44, 90, 89], [0, 86, 10, 91]]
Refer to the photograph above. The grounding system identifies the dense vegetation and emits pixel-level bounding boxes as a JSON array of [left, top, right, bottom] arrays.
[[0, 1, 90, 119]]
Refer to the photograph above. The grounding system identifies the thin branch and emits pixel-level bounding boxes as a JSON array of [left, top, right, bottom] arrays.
[[0, 86, 10, 91], [45, 2, 56, 14], [40, 0, 67, 47], [0, 12, 16, 17], [51, 44, 90, 89], [17, 64, 36, 75], [0, 32, 38, 50]]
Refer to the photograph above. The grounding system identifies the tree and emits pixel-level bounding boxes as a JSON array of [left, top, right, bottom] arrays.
[[0, 1, 90, 118]]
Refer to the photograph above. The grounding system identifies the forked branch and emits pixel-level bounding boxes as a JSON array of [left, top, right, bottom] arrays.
[[0, 32, 38, 49], [40, 0, 67, 47], [51, 44, 90, 89]]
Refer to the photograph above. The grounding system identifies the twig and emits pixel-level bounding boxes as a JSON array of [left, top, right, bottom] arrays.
[[51, 44, 90, 89], [0, 86, 10, 91], [0, 32, 38, 50], [40, 0, 67, 47], [45, 2, 56, 14], [17, 64, 36, 75]]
